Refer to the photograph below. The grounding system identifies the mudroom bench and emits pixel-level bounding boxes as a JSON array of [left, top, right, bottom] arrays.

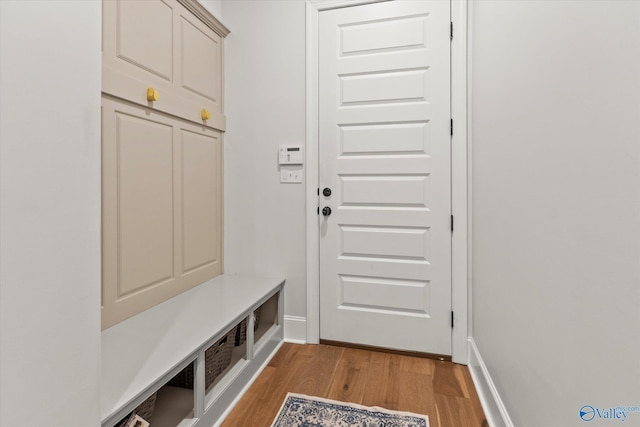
[[101, 275, 285, 427]]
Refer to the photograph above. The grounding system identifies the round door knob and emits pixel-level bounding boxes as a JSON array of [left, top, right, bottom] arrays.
[[322, 206, 332, 217], [323, 187, 332, 197]]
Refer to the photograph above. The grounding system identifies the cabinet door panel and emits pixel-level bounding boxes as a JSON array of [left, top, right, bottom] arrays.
[[181, 129, 222, 274], [102, 97, 223, 329], [117, 113, 175, 295], [180, 16, 221, 107], [116, 0, 174, 81]]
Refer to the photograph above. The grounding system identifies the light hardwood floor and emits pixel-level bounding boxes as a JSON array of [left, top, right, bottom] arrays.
[[222, 343, 488, 427]]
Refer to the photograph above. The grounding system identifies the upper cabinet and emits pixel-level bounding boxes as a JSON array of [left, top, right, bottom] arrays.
[[102, 0, 228, 130]]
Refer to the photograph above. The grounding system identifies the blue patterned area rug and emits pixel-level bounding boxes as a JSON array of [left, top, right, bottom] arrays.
[[270, 393, 430, 427]]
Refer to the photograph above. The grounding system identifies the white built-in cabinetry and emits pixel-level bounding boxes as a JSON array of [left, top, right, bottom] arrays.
[[101, 275, 284, 427], [101, 0, 228, 329]]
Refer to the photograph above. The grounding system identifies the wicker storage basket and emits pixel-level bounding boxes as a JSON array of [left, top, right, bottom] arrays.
[[115, 392, 157, 426], [234, 307, 261, 346], [168, 327, 236, 390]]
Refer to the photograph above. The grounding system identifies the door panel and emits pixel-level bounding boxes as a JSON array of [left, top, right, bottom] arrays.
[[340, 276, 430, 314], [340, 69, 429, 105], [341, 175, 429, 206], [340, 122, 429, 155], [116, 0, 174, 81], [336, 257, 430, 281], [181, 129, 221, 273], [180, 15, 222, 105], [117, 113, 175, 295], [341, 226, 430, 259], [319, 0, 451, 354], [340, 14, 428, 54]]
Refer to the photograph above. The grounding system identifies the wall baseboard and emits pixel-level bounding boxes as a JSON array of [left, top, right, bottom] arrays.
[[284, 316, 307, 344], [468, 338, 514, 427]]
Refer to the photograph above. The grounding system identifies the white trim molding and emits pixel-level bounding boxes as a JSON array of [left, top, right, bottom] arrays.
[[308, 0, 388, 11], [305, 0, 321, 344], [284, 316, 307, 344], [305, 0, 469, 363], [451, 0, 470, 364], [179, 0, 229, 36], [468, 338, 514, 427]]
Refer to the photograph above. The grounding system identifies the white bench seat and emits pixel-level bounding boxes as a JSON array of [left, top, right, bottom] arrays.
[[101, 275, 284, 427]]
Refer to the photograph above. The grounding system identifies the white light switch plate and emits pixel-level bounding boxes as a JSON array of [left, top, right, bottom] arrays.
[[280, 169, 302, 183]]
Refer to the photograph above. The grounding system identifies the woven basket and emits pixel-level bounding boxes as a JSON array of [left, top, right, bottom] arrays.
[[115, 392, 157, 426], [168, 327, 235, 390], [234, 307, 261, 346]]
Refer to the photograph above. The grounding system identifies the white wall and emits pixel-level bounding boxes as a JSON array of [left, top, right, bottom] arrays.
[[0, 2, 102, 426], [471, 1, 640, 426], [199, 0, 223, 21], [222, 1, 307, 322]]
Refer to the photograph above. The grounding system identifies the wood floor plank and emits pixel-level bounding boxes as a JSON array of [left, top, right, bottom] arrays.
[[399, 352, 436, 376], [461, 363, 488, 426], [326, 347, 371, 404], [361, 351, 400, 410], [397, 370, 437, 417], [293, 344, 343, 396], [435, 394, 488, 427], [433, 359, 466, 398], [220, 365, 276, 427], [221, 343, 314, 427], [250, 344, 316, 422], [221, 343, 487, 427], [266, 341, 294, 368]]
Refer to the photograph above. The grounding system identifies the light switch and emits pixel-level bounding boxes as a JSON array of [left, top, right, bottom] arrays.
[[280, 168, 303, 183]]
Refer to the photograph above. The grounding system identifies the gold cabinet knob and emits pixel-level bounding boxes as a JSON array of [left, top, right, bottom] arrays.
[[201, 108, 211, 121], [147, 87, 159, 102]]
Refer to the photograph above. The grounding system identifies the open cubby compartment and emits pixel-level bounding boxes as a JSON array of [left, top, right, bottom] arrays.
[[168, 325, 241, 391], [151, 381, 196, 427], [112, 390, 159, 427], [112, 365, 197, 427], [204, 333, 248, 409], [254, 292, 280, 353]]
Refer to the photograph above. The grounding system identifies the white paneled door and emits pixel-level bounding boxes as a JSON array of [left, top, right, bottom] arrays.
[[319, 0, 452, 355]]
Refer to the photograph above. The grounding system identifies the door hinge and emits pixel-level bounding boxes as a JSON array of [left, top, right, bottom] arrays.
[[317, 187, 320, 196], [450, 21, 453, 40], [317, 206, 319, 215], [451, 311, 454, 328], [450, 118, 453, 136], [451, 215, 454, 232]]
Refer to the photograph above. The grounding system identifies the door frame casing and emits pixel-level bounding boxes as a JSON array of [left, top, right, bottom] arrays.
[[305, 0, 469, 364]]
